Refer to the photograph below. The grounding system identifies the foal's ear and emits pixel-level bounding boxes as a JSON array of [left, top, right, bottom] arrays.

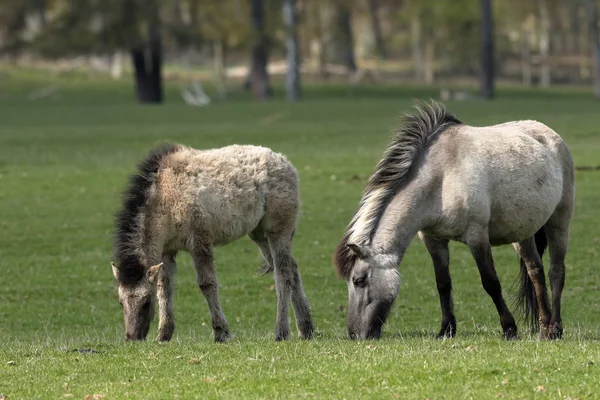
[[147, 262, 164, 283], [347, 243, 371, 259], [111, 262, 119, 280]]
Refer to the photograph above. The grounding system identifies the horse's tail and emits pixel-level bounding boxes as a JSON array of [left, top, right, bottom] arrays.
[[515, 227, 547, 332]]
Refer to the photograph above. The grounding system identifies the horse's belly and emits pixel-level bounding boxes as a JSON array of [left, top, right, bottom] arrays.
[[487, 183, 561, 244]]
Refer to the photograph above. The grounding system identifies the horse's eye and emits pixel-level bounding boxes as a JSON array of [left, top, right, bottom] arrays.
[[119, 301, 123, 308], [353, 275, 367, 288]]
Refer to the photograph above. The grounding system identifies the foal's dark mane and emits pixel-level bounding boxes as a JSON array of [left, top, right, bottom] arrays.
[[333, 101, 462, 279], [114, 143, 182, 285]]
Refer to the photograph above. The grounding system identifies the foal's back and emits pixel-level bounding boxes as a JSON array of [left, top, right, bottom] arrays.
[[153, 144, 299, 247]]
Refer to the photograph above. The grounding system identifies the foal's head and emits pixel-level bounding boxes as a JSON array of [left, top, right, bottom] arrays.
[[111, 262, 163, 341], [345, 244, 400, 340]]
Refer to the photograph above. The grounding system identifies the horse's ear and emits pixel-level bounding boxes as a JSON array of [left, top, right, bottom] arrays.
[[147, 262, 164, 283], [347, 243, 371, 259], [111, 262, 119, 280]]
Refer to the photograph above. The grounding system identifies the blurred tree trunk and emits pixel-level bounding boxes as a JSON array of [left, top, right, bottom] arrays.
[[424, 35, 435, 84], [322, 1, 356, 74], [366, 0, 387, 60], [480, 0, 494, 99], [335, 3, 357, 73], [411, 11, 424, 82], [587, 0, 600, 98], [580, 4, 591, 80], [131, 1, 163, 103], [35, 0, 47, 27], [568, 1, 581, 55], [308, 0, 327, 78], [521, 29, 532, 86], [539, 0, 551, 87], [283, 0, 301, 100], [249, 0, 271, 100], [213, 39, 227, 98]]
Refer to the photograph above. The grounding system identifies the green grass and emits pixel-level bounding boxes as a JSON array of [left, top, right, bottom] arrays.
[[1, 69, 600, 399]]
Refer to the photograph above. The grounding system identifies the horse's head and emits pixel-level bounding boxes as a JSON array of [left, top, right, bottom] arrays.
[[345, 243, 400, 340], [111, 262, 163, 341]]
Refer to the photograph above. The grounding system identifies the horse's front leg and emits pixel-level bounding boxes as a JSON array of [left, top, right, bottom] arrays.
[[192, 244, 230, 342], [419, 233, 456, 339], [156, 253, 177, 342], [467, 228, 519, 340]]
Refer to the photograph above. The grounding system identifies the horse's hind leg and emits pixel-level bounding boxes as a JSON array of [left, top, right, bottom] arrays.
[[467, 227, 519, 339], [545, 205, 573, 339], [191, 243, 230, 342], [156, 253, 177, 342], [513, 238, 552, 337], [419, 233, 456, 338]]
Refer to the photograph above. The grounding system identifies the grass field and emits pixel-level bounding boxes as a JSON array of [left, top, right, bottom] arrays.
[[1, 69, 600, 399]]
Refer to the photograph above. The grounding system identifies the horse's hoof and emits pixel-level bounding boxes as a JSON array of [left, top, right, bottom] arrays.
[[214, 327, 231, 343], [548, 322, 563, 340], [436, 323, 456, 339], [503, 327, 519, 340]]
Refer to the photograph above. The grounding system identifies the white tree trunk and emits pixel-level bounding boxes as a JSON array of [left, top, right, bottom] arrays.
[[283, 0, 301, 100], [424, 36, 435, 84], [111, 51, 123, 80], [539, 0, 551, 87], [213, 40, 227, 99], [411, 13, 424, 82]]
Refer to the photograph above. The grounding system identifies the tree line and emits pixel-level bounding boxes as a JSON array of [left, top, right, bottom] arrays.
[[1, 0, 599, 103]]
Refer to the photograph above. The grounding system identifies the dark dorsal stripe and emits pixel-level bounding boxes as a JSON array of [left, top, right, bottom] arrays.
[[114, 143, 182, 285], [333, 101, 462, 279]]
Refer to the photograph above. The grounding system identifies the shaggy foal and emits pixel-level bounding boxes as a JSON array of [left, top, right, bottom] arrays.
[[111, 143, 314, 342]]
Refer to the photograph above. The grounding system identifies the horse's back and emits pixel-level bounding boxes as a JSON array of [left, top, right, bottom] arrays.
[[424, 121, 573, 244]]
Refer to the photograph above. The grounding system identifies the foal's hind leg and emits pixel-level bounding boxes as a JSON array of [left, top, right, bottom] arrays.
[[420, 233, 456, 338], [513, 238, 552, 337], [191, 243, 230, 342], [249, 226, 274, 273], [467, 227, 519, 340], [156, 253, 177, 342], [266, 233, 314, 341]]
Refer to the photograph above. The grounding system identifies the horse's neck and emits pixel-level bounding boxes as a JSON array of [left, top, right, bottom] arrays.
[[370, 186, 430, 263]]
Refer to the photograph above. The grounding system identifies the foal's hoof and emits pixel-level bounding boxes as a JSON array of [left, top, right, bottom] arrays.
[[214, 327, 231, 343], [298, 320, 315, 340], [503, 327, 519, 340], [157, 329, 174, 342], [275, 328, 290, 341], [157, 334, 173, 343]]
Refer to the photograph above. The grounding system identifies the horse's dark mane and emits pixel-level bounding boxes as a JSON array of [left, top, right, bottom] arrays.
[[333, 101, 462, 279], [114, 142, 182, 285]]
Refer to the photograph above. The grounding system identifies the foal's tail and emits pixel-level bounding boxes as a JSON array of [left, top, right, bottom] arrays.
[[515, 228, 547, 332]]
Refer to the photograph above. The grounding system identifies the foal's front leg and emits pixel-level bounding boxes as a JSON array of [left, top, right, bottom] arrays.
[[157, 254, 177, 342], [192, 245, 230, 342], [420, 233, 456, 339], [467, 228, 519, 340]]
